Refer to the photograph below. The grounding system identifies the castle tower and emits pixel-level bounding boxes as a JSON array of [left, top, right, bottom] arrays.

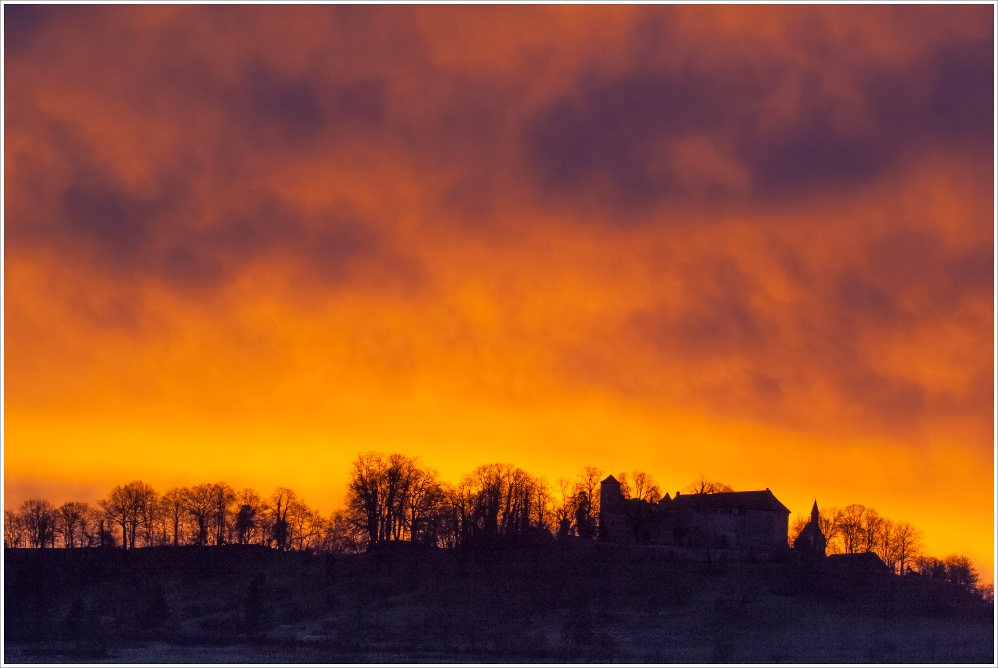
[[598, 475, 628, 542], [599, 474, 624, 512]]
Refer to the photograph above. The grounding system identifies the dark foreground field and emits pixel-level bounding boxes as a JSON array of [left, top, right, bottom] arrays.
[[4, 542, 994, 663]]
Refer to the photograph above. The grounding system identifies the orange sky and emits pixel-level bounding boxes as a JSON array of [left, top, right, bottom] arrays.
[[4, 5, 994, 582]]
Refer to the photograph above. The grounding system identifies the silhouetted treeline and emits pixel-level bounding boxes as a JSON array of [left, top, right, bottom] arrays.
[[335, 457, 650, 549], [787, 502, 991, 601], [3, 455, 659, 555], [4, 484, 329, 553], [4, 451, 989, 603], [788, 503, 921, 574]]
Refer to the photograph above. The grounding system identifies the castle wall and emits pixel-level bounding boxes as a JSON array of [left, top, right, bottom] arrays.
[[646, 511, 675, 545], [598, 478, 790, 558], [598, 510, 634, 543], [739, 509, 788, 549], [702, 512, 738, 548]]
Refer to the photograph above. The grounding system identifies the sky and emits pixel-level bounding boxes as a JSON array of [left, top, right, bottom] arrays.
[[3, 5, 994, 580]]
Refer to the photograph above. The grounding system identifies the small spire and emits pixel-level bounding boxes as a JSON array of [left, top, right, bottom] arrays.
[[811, 500, 820, 524]]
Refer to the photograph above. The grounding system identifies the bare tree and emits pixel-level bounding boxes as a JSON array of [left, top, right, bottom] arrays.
[[615, 472, 633, 499], [94, 515, 116, 548], [554, 476, 576, 537], [818, 505, 843, 554], [269, 487, 297, 551], [347, 452, 388, 547], [286, 497, 308, 550], [941, 555, 979, 589], [573, 466, 604, 539], [837, 504, 866, 554], [912, 555, 948, 579], [98, 480, 157, 549], [4, 509, 27, 547], [874, 518, 898, 571], [234, 488, 264, 545], [421, 483, 456, 546], [617, 471, 662, 502], [21, 499, 58, 548], [325, 508, 368, 553], [345, 452, 446, 547], [256, 500, 275, 547], [530, 476, 554, 533], [383, 454, 413, 541], [630, 471, 662, 502], [57, 502, 91, 548], [861, 507, 883, 553], [435, 483, 465, 548], [100, 484, 140, 550], [574, 489, 596, 539], [161, 487, 189, 546], [683, 473, 734, 495], [286, 497, 327, 551], [208, 482, 236, 546], [893, 521, 923, 575], [305, 507, 330, 551], [129, 482, 159, 547], [184, 484, 215, 546], [461, 463, 509, 542], [454, 462, 542, 544], [80, 503, 104, 547], [403, 463, 443, 544]]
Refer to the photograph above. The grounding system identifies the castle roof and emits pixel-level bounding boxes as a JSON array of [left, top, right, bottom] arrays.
[[601, 474, 619, 485], [826, 552, 889, 572], [671, 489, 790, 514], [794, 518, 825, 549]]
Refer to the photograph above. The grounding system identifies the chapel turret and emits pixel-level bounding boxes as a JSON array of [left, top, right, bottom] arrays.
[[794, 499, 827, 556]]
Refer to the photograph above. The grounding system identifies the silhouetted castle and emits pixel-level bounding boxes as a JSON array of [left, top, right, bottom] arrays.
[[599, 475, 791, 560]]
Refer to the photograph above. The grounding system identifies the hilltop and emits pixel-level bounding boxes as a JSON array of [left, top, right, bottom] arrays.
[[4, 541, 993, 663]]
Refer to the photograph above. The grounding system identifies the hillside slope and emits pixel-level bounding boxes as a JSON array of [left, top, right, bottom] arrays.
[[4, 542, 993, 663]]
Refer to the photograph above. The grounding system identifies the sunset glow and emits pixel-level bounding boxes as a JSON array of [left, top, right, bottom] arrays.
[[4, 5, 994, 581]]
